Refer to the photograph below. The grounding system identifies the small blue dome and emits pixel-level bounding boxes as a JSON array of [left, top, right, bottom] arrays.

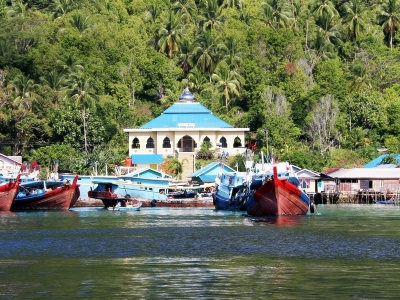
[[179, 87, 195, 102]]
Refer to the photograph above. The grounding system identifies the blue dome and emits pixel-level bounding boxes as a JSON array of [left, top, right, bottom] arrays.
[[179, 87, 195, 102]]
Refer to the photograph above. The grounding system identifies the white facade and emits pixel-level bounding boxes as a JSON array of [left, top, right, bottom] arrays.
[[124, 128, 249, 157]]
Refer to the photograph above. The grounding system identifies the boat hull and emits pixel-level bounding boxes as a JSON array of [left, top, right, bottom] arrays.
[[88, 181, 214, 208], [0, 175, 21, 211], [97, 197, 213, 208], [214, 193, 247, 211], [11, 176, 80, 210], [246, 168, 309, 216]]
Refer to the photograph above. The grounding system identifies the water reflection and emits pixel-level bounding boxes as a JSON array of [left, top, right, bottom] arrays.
[[2, 206, 400, 298], [249, 215, 303, 226], [0, 211, 20, 217]]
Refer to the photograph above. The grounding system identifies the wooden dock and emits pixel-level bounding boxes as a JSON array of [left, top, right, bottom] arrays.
[[308, 191, 400, 205]]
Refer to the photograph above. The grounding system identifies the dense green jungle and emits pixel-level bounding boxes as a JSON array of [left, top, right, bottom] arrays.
[[1, 0, 400, 175]]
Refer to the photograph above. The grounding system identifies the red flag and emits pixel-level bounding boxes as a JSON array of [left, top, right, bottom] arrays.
[[251, 142, 256, 153]]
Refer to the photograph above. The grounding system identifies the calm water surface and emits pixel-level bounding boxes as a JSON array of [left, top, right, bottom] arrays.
[[1, 204, 400, 299]]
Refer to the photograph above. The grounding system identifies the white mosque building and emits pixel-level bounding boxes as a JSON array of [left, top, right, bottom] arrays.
[[123, 88, 249, 178]]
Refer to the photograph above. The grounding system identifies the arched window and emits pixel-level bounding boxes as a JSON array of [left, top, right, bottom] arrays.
[[203, 136, 210, 143], [233, 137, 242, 148], [146, 137, 155, 148], [132, 137, 140, 149], [163, 137, 171, 148], [220, 137, 227, 148]]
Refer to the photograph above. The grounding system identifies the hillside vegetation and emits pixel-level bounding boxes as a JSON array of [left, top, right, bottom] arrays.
[[1, 0, 400, 174]]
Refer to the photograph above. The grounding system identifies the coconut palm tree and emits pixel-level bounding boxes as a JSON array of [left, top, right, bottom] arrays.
[[193, 30, 221, 81], [223, 36, 244, 70], [211, 61, 244, 107], [66, 72, 98, 152], [312, 0, 339, 20], [70, 13, 89, 34], [347, 65, 371, 93], [40, 70, 66, 91], [57, 54, 84, 74], [222, 0, 245, 9], [157, 11, 186, 58], [379, 0, 400, 49], [296, 3, 314, 49], [178, 38, 196, 74], [9, 74, 38, 114], [239, 9, 253, 26], [173, 0, 197, 24], [199, 0, 227, 32], [315, 13, 343, 51], [260, 0, 292, 29], [167, 157, 188, 179], [144, 2, 161, 22], [306, 21, 337, 76], [187, 68, 208, 92], [40, 70, 67, 107], [342, 0, 365, 43], [50, 0, 76, 19], [6, 0, 28, 18]]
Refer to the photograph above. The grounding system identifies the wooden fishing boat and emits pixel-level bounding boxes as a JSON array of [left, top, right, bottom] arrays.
[[0, 174, 21, 211], [88, 179, 214, 208], [11, 176, 80, 210], [213, 170, 250, 211], [213, 150, 254, 211], [246, 165, 311, 216], [119, 202, 142, 211], [105, 198, 142, 211], [373, 200, 395, 205]]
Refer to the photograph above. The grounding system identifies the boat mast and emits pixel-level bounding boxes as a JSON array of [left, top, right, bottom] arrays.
[[265, 129, 269, 163]]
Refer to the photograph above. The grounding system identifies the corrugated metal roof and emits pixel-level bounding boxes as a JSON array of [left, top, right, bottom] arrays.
[[188, 162, 235, 177], [140, 103, 233, 129], [296, 169, 320, 179], [321, 167, 343, 175], [375, 164, 398, 168], [364, 154, 400, 168], [328, 168, 400, 179], [163, 103, 211, 114]]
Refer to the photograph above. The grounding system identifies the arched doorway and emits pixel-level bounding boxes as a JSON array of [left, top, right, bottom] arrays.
[[177, 135, 197, 152]]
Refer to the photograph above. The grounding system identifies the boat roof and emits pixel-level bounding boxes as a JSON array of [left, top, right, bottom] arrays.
[[119, 166, 172, 178], [188, 162, 236, 182], [91, 179, 213, 189], [20, 180, 65, 188]]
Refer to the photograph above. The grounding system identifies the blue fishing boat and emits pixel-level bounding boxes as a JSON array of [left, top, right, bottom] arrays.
[[373, 200, 395, 205], [213, 170, 252, 211], [88, 172, 214, 208], [213, 150, 256, 211]]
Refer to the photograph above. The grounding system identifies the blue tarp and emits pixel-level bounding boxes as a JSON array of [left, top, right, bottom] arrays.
[[131, 154, 163, 164]]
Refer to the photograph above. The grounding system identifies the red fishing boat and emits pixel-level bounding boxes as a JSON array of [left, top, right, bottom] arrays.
[[11, 176, 80, 210], [246, 165, 311, 216], [0, 174, 21, 211]]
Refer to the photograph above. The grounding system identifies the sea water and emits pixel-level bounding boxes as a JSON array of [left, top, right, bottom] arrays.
[[1, 204, 400, 299]]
